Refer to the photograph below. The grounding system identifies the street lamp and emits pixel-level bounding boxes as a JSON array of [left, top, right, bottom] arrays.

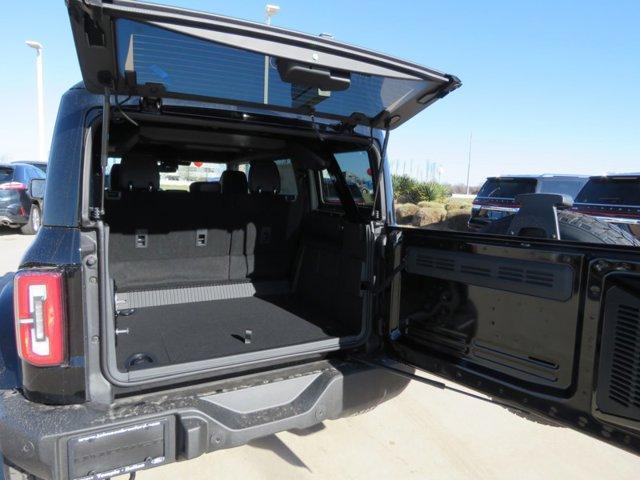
[[263, 4, 280, 104], [26, 40, 46, 162]]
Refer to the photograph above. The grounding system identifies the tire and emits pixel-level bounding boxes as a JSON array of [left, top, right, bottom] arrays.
[[482, 210, 640, 246], [20, 204, 41, 235]]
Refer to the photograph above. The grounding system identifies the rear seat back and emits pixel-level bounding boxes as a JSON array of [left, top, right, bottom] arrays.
[[190, 181, 221, 194], [245, 161, 295, 280], [220, 170, 252, 280], [106, 160, 303, 292], [107, 160, 230, 291]]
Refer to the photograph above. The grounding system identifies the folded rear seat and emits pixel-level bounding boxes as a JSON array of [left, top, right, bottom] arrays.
[[107, 160, 303, 300], [107, 158, 231, 291], [245, 161, 296, 280]]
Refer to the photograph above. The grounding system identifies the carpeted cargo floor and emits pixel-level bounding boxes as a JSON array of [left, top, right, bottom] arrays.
[[115, 295, 358, 371]]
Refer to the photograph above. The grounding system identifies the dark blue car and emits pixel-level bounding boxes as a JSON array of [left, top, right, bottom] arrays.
[[0, 162, 45, 234]]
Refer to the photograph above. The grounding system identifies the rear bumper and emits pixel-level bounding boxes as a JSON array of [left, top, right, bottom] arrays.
[[0, 360, 409, 480], [0, 206, 28, 226], [0, 213, 27, 227]]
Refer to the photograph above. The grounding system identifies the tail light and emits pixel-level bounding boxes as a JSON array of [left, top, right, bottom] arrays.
[[14, 270, 66, 366], [0, 182, 27, 190]]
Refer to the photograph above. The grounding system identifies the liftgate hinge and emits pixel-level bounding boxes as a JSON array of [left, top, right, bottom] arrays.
[[140, 96, 163, 113]]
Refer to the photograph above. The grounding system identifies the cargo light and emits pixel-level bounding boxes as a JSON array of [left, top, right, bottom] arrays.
[[14, 270, 66, 366]]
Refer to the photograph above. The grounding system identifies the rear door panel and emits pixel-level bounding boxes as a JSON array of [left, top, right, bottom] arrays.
[[388, 228, 640, 454]]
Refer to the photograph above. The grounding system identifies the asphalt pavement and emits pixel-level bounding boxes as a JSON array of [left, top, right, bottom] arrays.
[[0, 230, 638, 480]]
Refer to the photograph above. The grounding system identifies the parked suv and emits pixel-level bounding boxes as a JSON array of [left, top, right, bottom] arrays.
[[1, 2, 639, 479], [17, 160, 48, 174], [469, 174, 588, 231], [572, 174, 640, 238], [0, 162, 45, 234]]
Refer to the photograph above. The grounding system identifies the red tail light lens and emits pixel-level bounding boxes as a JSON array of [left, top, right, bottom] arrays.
[[14, 270, 66, 366], [0, 182, 27, 190]]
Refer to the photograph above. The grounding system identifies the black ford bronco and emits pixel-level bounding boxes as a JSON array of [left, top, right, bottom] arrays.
[[1, 2, 640, 479]]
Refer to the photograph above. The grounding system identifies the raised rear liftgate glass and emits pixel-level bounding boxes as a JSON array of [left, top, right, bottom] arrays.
[[67, 0, 459, 128], [115, 20, 436, 123]]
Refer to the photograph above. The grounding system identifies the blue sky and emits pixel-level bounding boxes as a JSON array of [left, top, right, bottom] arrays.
[[0, 0, 638, 185]]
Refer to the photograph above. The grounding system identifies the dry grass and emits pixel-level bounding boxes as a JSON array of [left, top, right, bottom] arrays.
[[395, 197, 472, 231]]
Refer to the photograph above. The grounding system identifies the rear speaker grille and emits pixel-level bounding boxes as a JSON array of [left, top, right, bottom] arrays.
[[597, 287, 640, 421], [608, 304, 640, 408], [407, 247, 573, 301], [415, 254, 455, 271]]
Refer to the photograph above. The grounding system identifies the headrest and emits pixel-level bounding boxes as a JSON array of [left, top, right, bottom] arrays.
[[221, 170, 248, 195], [249, 161, 281, 194], [109, 164, 122, 190], [190, 181, 221, 194], [119, 157, 160, 191]]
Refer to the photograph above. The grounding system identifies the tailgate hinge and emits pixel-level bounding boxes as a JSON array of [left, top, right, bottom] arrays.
[[140, 95, 163, 113], [351, 356, 529, 414], [361, 259, 406, 295]]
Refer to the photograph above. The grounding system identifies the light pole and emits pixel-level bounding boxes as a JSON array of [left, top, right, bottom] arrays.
[[26, 41, 45, 162], [263, 4, 280, 104], [465, 131, 473, 195]]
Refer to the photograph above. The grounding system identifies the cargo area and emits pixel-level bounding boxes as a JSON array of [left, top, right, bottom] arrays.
[[101, 123, 371, 374]]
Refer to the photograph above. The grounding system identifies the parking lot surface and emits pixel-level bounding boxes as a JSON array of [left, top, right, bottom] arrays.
[[1, 230, 638, 480]]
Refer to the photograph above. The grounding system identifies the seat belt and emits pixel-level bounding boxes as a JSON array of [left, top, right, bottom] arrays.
[[326, 153, 363, 223]]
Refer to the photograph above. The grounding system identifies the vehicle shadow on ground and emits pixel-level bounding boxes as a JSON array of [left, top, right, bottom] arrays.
[[248, 434, 312, 472], [0, 227, 18, 236]]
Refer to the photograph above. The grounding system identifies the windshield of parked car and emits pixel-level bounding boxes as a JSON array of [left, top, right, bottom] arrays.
[[537, 179, 587, 198], [575, 178, 640, 206], [0, 167, 14, 183], [476, 178, 536, 199]]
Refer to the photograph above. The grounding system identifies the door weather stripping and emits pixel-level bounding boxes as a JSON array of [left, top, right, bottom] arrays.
[[351, 356, 530, 414], [371, 124, 391, 219], [92, 89, 111, 221]]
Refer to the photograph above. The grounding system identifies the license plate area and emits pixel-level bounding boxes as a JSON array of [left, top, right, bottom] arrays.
[[67, 418, 175, 480]]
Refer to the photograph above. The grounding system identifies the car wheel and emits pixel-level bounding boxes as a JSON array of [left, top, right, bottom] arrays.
[[20, 204, 41, 235], [482, 210, 640, 246]]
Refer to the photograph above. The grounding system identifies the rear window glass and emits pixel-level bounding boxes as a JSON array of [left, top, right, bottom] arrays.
[[476, 179, 536, 199], [0, 167, 14, 183], [320, 151, 373, 206], [115, 19, 434, 120], [243, 159, 298, 197], [28, 165, 46, 180], [161, 163, 226, 191], [537, 179, 586, 198], [575, 179, 640, 206]]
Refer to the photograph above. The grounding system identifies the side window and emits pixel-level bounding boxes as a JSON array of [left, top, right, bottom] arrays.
[[274, 159, 297, 198], [320, 150, 373, 206], [33, 166, 46, 179], [105, 157, 122, 190]]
